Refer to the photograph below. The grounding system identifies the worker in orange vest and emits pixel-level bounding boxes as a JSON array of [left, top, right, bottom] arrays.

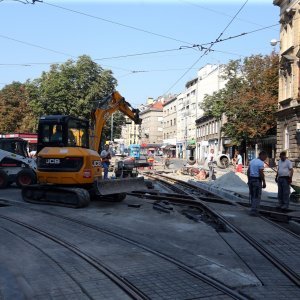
[[147, 154, 154, 169]]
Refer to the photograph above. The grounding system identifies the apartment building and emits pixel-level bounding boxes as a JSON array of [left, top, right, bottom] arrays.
[[121, 119, 140, 147], [195, 64, 226, 161], [162, 96, 177, 157], [273, 0, 300, 164], [140, 101, 164, 148], [176, 78, 198, 159]]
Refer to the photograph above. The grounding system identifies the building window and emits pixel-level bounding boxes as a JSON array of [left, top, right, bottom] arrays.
[[174, 118, 176, 125], [284, 125, 289, 150], [170, 120, 172, 126]]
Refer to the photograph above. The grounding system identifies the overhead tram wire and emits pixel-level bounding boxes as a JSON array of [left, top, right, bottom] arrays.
[[0, 34, 74, 58], [164, 0, 249, 94], [0, 0, 39, 3], [200, 24, 279, 47], [0, 22, 277, 68], [40, 0, 196, 47], [179, 0, 278, 32]]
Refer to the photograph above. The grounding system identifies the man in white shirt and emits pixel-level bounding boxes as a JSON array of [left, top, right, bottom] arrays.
[[247, 151, 267, 216], [276, 151, 293, 210]]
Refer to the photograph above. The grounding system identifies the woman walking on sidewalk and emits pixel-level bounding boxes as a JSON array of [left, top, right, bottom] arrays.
[[235, 150, 243, 173]]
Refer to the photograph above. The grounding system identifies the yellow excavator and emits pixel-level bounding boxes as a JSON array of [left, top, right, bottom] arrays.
[[22, 91, 145, 208]]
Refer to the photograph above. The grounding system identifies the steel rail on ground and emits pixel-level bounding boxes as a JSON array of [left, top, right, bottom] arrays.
[[0, 214, 149, 300], [144, 173, 300, 287], [0, 199, 247, 300]]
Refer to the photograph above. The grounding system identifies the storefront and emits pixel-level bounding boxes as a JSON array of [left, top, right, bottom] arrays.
[[176, 141, 184, 158], [186, 138, 196, 161]]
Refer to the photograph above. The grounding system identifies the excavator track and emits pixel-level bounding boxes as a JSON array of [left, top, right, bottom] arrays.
[[22, 185, 90, 208]]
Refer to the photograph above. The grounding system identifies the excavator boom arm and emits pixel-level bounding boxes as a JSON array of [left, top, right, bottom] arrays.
[[90, 91, 141, 151]]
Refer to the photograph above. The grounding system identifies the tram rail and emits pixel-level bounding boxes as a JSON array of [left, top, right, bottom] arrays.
[[142, 172, 300, 287]]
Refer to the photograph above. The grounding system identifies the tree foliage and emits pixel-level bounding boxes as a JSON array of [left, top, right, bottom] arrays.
[[28, 55, 117, 119], [0, 55, 127, 141], [200, 53, 279, 144], [0, 82, 36, 133]]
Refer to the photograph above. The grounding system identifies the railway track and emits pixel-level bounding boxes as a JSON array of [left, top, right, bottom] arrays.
[[142, 172, 300, 288], [0, 202, 246, 300], [0, 213, 147, 300]]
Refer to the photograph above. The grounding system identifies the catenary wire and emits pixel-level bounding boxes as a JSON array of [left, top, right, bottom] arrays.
[[179, 0, 278, 32], [0, 34, 74, 57], [0, 23, 277, 67], [164, 0, 249, 94], [40, 0, 196, 46]]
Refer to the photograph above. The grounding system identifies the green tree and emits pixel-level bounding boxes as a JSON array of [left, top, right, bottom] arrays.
[[0, 82, 36, 133], [101, 111, 126, 144], [28, 55, 117, 119], [200, 53, 279, 145]]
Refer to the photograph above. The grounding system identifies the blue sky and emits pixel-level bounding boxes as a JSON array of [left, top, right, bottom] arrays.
[[0, 0, 280, 107]]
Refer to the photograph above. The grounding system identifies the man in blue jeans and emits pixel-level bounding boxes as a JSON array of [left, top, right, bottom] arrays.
[[247, 151, 267, 216], [276, 151, 293, 210], [100, 144, 112, 179]]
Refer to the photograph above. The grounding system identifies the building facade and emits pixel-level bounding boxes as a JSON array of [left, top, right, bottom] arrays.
[[196, 116, 222, 163], [162, 96, 177, 157], [140, 101, 164, 149], [274, 0, 300, 164], [195, 64, 227, 161], [176, 78, 198, 159], [121, 119, 140, 147]]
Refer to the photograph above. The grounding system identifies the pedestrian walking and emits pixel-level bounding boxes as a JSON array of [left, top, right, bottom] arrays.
[[147, 154, 154, 169], [100, 144, 112, 179], [208, 149, 216, 181], [275, 151, 293, 210], [232, 152, 237, 169], [164, 154, 171, 169], [247, 151, 267, 216], [236, 150, 243, 173]]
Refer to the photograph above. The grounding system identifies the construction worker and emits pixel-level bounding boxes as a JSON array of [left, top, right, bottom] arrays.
[[208, 148, 216, 180], [51, 125, 63, 142], [276, 151, 293, 210], [100, 144, 112, 179], [164, 154, 171, 169], [147, 154, 154, 169], [247, 151, 267, 216]]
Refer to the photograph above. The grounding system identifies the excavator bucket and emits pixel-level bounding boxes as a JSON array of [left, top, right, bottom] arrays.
[[96, 176, 146, 195]]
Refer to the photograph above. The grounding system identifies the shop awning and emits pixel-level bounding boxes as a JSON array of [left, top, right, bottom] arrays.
[[164, 144, 176, 150]]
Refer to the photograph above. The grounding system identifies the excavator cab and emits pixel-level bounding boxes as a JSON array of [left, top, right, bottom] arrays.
[[37, 115, 89, 153]]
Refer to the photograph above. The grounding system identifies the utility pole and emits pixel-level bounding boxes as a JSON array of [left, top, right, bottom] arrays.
[[110, 114, 114, 142], [217, 64, 222, 154]]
